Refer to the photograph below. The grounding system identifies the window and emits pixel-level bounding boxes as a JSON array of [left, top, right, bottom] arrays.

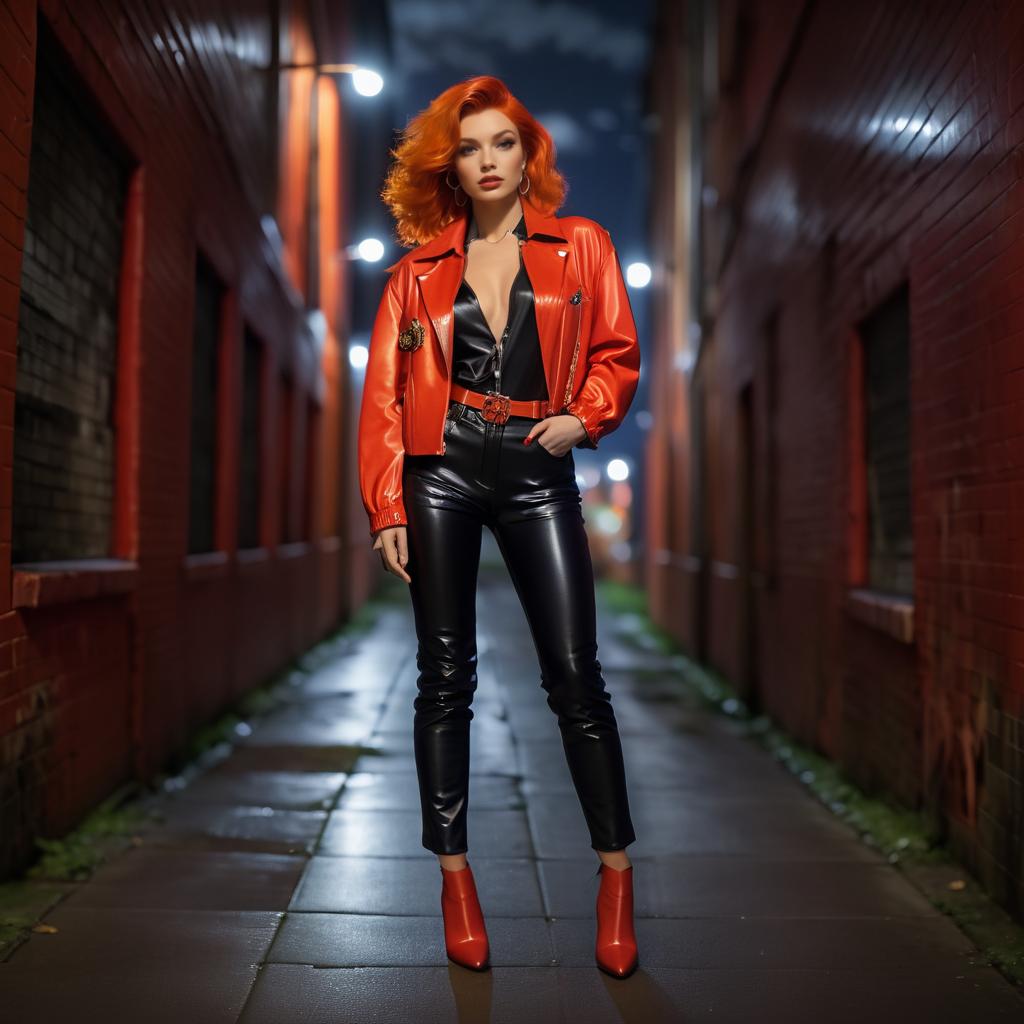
[[278, 371, 294, 543], [187, 255, 224, 554], [860, 284, 912, 595], [13, 19, 129, 563], [238, 328, 264, 550]]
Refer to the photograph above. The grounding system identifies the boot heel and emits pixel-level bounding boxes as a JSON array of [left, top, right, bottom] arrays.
[[440, 862, 491, 971], [594, 863, 639, 979]]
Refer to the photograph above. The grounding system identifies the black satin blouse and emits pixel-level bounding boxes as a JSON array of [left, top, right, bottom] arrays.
[[451, 212, 549, 401]]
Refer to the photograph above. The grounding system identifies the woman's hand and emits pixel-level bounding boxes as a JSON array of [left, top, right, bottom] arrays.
[[523, 414, 588, 457], [372, 525, 411, 582]]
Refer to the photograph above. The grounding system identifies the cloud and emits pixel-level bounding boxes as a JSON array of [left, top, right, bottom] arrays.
[[534, 110, 593, 154], [390, 0, 648, 75], [587, 108, 621, 131]]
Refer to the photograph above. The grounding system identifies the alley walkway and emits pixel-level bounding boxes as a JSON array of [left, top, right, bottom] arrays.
[[2, 538, 1023, 1022]]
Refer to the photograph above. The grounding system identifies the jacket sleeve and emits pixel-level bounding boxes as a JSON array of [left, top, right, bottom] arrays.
[[357, 264, 410, 537], [564, 229, 641, 449]]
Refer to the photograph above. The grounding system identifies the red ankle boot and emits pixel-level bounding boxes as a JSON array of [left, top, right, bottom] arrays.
[[440, 863, 490, 970], [595, 863, 639, 978]]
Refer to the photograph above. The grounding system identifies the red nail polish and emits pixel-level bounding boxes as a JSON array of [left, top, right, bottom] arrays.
[[523, 436, 532, 445]]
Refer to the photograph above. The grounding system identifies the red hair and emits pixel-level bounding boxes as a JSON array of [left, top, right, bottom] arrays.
[[380, 76, 568, 247]]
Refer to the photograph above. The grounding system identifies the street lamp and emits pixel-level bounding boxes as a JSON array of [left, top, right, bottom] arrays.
[[279, 61, 384, 96]]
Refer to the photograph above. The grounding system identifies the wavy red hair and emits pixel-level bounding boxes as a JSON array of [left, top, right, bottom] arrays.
[[380, 76, 568, 248]]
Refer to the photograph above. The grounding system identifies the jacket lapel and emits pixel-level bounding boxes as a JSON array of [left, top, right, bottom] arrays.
[[405, 214, 462, 378], [519, 201, 575, 408]]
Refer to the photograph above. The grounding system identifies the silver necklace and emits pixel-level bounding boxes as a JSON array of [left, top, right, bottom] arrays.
[[468, 222, 518, 245]]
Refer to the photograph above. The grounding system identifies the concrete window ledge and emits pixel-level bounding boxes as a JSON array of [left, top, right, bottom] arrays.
[[845, 587, 915, 644], [182, 550, 229, 583], [236, 547, 271, 576], [12, 558, 139, 609], [276, 541, 312, 561]]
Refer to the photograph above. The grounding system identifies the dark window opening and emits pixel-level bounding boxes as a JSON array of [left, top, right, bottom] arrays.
[[13, 18, 130, 563], [187, 255, 224, 554], [860, 283, 912, 596], [238, 329, 264, 550]]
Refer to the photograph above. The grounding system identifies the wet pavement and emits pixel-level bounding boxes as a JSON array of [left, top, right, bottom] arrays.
[[2, 537, 1023, 1022]]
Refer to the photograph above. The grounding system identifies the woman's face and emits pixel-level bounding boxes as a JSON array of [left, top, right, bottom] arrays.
[[452, 108, 526, 204]]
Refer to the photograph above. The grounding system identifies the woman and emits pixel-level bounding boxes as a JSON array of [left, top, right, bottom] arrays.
[[358, 75, 641, 979]]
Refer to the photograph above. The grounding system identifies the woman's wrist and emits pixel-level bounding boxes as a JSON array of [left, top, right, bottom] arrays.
[[567, 412, 589, 442]]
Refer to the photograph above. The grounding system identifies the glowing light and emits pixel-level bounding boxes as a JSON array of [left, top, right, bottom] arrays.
[[357, 238, 385, 262], [595, 507, 623, 534], [625, 261, 651, 288], [306, 309, 327, 351], [606, 458, 629, 481], [352, 68, 384, 96], [350, 344, 368, 369], [866, 115, 942, 139], [610, 541, 632, 562]]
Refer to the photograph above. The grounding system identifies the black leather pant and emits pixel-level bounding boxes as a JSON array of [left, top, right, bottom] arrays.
[[401, 399, 636, 855]]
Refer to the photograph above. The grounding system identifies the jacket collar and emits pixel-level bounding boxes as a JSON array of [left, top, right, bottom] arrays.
[[409, 196, 568, 264]]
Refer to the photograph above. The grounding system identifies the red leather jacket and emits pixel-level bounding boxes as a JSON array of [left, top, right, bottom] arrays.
[[357, 198, 640, 537]]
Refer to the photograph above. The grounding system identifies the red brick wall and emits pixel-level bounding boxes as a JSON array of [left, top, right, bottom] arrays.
[[650, 0, 1024, 918], [0, 1, 354, 878]]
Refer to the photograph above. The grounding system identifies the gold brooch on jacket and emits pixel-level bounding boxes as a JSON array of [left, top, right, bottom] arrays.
[[397, 318, 425, 352]]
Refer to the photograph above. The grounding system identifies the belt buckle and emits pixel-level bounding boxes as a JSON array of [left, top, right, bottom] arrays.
[[481, 390, 511, 424]]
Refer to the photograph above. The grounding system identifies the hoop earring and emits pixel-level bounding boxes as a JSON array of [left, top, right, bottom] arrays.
[[518, 172, 531, 196], [445, 170, 468, 207]]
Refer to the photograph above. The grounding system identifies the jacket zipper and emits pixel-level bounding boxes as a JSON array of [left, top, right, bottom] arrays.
[[562, 293, 584, 410], [495, 322, 510, 394], [441, 368, 451, 453]]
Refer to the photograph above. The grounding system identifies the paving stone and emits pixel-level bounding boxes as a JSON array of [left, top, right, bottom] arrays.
[[289, 856, 544, 917], [299, 643, 415, 697], [214, 744, 369, 774], [527, 791, 884, 861], [548, 914, 978, 969], [61, 848, 306, 912], [165, 770, 346, 811], [318, 807, 533, 858], [143, 802, 328, 855], [0, 960, 261, 1024], [239, 964, 564, 1024], [268, 912, 554, 967], [337, 771, 523, 811], [238, 703, 379, 747], [543, 965, 1024, 1023], [5, 906, 281, 968], [537, 857, 939, 918]]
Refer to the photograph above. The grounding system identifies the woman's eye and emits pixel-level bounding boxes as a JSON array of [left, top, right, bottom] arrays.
[[459, 139, 515, 156]]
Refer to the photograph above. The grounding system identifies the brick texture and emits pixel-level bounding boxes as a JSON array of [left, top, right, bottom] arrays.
[[648, 0, 1024, 921]]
